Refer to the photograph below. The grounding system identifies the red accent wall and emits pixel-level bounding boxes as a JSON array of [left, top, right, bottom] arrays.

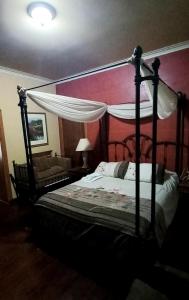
[[56, 48, 189, 169]]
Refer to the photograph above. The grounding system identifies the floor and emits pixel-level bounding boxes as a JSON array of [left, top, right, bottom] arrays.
[[158, 194, 189, 272], [0, 201, 114, 300], [140, 195, 189, 299], [0, 197, 189, 300]]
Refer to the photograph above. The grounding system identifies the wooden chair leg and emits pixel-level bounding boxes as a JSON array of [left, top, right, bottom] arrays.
[[9, 174, 20, 200]]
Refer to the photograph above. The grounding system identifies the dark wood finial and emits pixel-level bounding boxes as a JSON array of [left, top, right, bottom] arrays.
[[177, 91, 183, 99], [133, 46, 143, 59], [17, 85, 26, 97], [152, 57, 160, 73]]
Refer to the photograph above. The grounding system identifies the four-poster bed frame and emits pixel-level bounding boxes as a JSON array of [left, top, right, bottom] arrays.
[[17, 45, 185, 239]]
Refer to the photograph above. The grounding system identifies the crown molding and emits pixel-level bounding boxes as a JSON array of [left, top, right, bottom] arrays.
[[0, 40, 188, 85], [143, 40, 189, 60], [56, 40, 189, 84], [0, 65, 51, 83]]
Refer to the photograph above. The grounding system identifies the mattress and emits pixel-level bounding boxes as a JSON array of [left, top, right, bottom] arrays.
[[35, 170, 179, 246]]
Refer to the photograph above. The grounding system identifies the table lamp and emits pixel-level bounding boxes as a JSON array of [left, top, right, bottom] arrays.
[[75, 138, 93, 168]]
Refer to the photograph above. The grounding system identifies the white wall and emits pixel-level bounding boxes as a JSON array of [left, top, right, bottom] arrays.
[[0, 69, 60, 198]]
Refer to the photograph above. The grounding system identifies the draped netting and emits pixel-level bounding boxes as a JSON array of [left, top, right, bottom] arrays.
[[26, 62, 177, 123], [27, 92, 107, 122], [140, 63, 178, 119]]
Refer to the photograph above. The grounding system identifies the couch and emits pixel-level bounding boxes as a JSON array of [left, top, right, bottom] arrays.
[[32, 155, 71, 188], [12, 152, 72, 199]]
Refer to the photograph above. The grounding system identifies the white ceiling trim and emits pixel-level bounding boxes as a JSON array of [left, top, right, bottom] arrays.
[[143, 40, 189, 60], [0, 65, 51, 82], [56, 40, 189, 84], [0, 40, 188, 85]]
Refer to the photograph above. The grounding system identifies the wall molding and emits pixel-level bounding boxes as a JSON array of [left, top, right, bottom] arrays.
[[143, 40, 189, 60], [0, 40, 188, 85], [56, 40, 189, 84], [0, 65, 51, 83]]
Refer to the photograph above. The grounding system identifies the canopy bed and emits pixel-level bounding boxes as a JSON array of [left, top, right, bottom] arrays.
[[35, 134, 179, 247], [16, 46, 186, 251]]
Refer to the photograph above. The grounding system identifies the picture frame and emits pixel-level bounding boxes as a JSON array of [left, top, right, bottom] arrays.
[[28, 113, 48, 147]]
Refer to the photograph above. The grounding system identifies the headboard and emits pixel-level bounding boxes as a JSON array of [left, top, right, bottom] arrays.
[[108, 134, 152, 163], [108, 133, 189, 173]]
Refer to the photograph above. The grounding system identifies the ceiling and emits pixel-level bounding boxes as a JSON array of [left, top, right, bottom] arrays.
[[0, 0, 189, 80]]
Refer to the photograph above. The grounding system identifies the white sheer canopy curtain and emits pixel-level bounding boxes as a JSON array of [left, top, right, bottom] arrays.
[[140, 63, 178, 119], [26, 60, 177, 122], [27, 90, 154, 121], [27, 91, 107, 122]]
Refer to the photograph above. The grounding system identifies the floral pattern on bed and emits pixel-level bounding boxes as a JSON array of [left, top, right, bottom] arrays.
[[36, 184, 167, 245]]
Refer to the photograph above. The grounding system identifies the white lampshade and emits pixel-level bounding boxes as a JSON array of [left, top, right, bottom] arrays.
[[75, 138, 93, 152]]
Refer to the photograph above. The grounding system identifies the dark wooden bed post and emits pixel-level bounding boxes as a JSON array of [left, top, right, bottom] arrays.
[[180, 94, 186, 175], [133, 47, 160, 236], [133, 46, 143, 236], [176, 92, 183, 174], [151, 58, 160, 233], [99, 112, 109, 162], [17, 86, 36, 200]]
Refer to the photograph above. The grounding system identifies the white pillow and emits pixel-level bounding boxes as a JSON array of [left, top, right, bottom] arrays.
[[124, 162, 152, 182], [95, 161, 120, 177]]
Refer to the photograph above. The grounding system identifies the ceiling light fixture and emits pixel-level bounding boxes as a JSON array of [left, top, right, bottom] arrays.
[[27, 2, 56, 26]]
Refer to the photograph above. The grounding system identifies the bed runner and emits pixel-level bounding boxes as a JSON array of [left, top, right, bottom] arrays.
[[36, 184, 166, 244]]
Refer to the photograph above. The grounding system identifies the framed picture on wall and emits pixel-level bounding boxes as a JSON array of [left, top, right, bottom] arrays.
[[28, 113, 48, 147]]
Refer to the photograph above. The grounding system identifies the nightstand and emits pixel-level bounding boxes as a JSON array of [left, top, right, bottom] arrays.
[[68, 167, 93, 182], [178, 182, 189, 211], [178, 182, 189, 195]]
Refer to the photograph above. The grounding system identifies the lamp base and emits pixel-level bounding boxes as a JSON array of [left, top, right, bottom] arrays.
[[82, 151, 88, 168]]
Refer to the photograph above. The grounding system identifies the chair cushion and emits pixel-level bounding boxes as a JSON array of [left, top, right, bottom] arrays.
[[50, 165, 65, 175], [35, 166, 64, 180], [33, 157, 49, 171], [46, 157, 58, 168]]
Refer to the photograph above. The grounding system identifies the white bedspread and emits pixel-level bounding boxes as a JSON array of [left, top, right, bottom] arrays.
[[74, 170, 179, 228]]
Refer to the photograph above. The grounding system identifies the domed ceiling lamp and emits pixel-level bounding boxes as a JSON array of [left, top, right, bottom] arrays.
[[27, 2, 56, 26]]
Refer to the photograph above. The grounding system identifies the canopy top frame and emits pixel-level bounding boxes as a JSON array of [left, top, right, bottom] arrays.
[[16, 45, 185, 239]]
